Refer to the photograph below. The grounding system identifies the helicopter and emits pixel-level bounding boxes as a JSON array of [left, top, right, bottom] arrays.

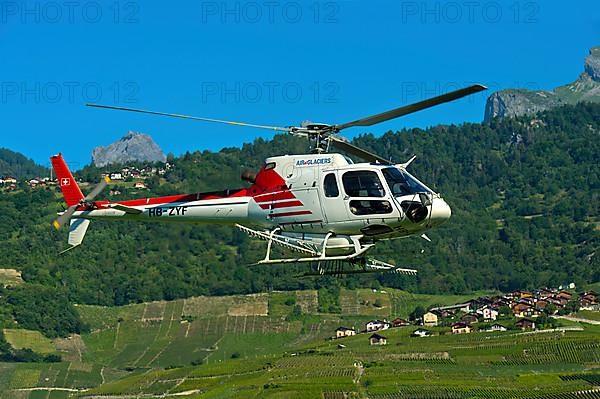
[[51, 84, 486, 276]]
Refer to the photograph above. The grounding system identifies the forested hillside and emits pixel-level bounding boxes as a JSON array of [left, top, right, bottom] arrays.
[[0, 103, 598, 309], [0, 148, 49, 179]]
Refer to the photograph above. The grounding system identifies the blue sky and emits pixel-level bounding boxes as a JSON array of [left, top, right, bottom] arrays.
[[1, 0, 599, 168]]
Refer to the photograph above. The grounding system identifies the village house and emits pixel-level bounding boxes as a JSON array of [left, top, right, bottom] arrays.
[[144, 166, 158, 175], [556, 297, 570, 307], [546, 297, 564, 307], [515, 318, 536, 331], [556, 291, 572, 301], [512, 290, 534, 299], [430, 302, 471, 314], [335, 327, 356, 339], [134, 182, 147, 189], [366, 320, 390, 332], [479, 306, 498, 321], [391, 318, 410, 327], [530, 308, 542, 318], [422, 312, 438, 327], [485, 323, 507, 332], [538, 288, 557, 298], [512, 303, 533, 318], [3, 177, 17, 184], [369, 333, 387, 346], [411, 328, 431, 337], [493, 297, 511, 308], [460, 313, 479, 324], [451, 322, 472, 334], [110, 172, 123, 180], [518, 297, 536, 306], [579, 291, 598, 310], [432, 309, 453, 319]]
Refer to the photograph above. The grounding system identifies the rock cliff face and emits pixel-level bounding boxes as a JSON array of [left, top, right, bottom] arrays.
[[484, 46, 600, 122], [92, 132, 166, 167]]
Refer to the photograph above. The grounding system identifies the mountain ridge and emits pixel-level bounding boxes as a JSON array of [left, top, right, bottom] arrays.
[[484, 46, 600, 122], [91, 131, 167, 167]]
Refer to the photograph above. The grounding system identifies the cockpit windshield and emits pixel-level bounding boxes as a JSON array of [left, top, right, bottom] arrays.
[[382, 167, 433, 196]]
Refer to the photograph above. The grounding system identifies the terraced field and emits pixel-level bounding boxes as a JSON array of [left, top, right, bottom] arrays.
[[78, 324, 600, 399], [0, 290, 598, 398]]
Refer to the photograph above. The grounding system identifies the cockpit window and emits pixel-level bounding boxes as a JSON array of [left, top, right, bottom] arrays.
[[323, 173, 339, 197], [342, 171, 385, 197], [382, 167, 432, 196]]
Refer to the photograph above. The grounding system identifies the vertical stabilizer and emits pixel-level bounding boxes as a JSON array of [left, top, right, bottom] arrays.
[[50, 153, 84, 207]]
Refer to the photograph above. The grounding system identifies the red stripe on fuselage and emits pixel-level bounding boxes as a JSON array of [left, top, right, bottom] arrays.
[[269, 210, 312, 218], [253, 190, 296, 203], [259, 200, 303, 210], [89, 165, 293, 211], [94, 188, 249, 208]]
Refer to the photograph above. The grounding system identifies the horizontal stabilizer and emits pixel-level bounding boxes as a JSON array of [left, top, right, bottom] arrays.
[[107, 204, 143, 214], [60, 219, 90, 254]]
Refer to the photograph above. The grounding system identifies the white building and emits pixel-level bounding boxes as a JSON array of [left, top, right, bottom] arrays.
[[479, 307, 498, 321], [486, 324, 507, 332], [411, 328, 431, 337], [366, 320, 390, 332], [422, 312, 438, 327]]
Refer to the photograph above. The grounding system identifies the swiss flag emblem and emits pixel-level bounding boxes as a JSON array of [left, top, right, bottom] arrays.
[[60, 178, 70, 186]]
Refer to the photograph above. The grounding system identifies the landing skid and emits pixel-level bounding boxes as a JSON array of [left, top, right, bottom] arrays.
[[235, 224, 417, 277], [300, 258, 417, 278]]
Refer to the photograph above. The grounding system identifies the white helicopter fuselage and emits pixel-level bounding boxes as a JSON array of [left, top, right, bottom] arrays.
[[58, 153, 450, 254]]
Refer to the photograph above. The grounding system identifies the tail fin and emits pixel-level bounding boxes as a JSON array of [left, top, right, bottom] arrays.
[[50, 153, 84, 207]]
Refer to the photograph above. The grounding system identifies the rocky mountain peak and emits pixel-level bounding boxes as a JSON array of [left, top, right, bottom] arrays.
[[484, 46, 600, 122], [584, 46, 600, 82], [92, 132, 166, 167]]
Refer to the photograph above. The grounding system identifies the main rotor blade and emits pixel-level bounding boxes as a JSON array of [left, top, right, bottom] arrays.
[[328, 136, 392, 165], [84, 175, 111, 201], [52, 204, 78, 230], [86, 104, 291, 133], [334, 84, 487, 131]]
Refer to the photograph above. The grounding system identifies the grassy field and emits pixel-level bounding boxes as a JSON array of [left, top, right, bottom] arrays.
[[3, 329, 56, 354], [577, 310, 600, 322], [0, 289, 598, 398]]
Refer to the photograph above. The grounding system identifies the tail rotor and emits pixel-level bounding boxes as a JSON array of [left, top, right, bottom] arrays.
[[52, 175, 110, 230]]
